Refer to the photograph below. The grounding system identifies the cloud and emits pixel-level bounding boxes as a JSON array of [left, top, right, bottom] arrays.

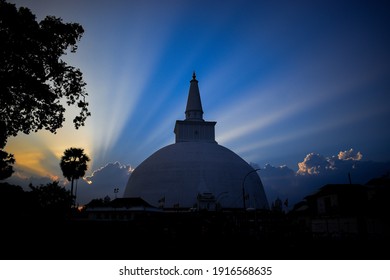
[[5, 161, 134, 206], [297, 148, 363, 175], [75, 162, 133, 205], [255, 163, 297, 204], [256, 149, 390, 209], [338, 148, 363, 161], [5, 172, 58, 191], [297, 153, 330, 175]]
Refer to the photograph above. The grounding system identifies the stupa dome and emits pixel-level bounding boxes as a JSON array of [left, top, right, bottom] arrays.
[[123, 72, 269, 210]]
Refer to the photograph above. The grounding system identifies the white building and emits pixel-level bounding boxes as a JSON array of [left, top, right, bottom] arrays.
[[124, 73, 269, 210]]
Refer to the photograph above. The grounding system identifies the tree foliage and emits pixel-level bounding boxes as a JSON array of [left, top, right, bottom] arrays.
[[59, 147, 90, 205], [29, 181, 73, 210], [0, 149, 15, 180], [0, 181, 73, 220], [0, 121, 14, 180], [0, 0, 90, 145]]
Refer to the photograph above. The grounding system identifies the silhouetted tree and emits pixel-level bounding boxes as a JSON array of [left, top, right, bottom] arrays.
[[0, 0, 90, 175], [29, 181, 73, 219], [0, 149, 15, 180], [60, 147, 90, 206], [0, 121, 14, 180], [0, 182, 26, 219]]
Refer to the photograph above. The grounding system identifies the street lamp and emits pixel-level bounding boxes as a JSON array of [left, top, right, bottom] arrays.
[[242, 168, 261, 210], [114, 187, 119, 199]]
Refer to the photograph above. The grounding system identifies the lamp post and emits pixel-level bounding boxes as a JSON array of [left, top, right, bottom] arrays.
[[242, 168, 261, 210]]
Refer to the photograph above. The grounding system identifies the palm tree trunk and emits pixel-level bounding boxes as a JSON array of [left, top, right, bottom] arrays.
[[75, 179, 78, 207], [70, 177, 75, 207]]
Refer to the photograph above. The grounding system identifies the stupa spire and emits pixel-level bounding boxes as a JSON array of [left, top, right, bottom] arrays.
[[185, 71, 204, 121]]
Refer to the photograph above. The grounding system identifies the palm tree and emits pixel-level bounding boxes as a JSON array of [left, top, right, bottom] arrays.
[[60, 147, 90, 207]]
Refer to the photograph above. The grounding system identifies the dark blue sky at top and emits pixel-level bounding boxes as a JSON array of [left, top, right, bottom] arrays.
[[5, 0, 390, 206]]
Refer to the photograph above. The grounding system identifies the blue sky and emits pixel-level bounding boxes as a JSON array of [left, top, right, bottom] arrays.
[[5, 0, 390, 206]]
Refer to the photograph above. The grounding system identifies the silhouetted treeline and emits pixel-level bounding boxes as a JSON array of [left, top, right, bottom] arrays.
[[1, 177, 389, 260], [0, 181, 73, 221]]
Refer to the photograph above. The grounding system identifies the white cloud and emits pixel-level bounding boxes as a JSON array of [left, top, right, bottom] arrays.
[[297, 153, 330, 175], [76, 162, 133, 205], [338, 148, 363, 161], [256, 149, 390, 209], [297, 148, 363, 176]]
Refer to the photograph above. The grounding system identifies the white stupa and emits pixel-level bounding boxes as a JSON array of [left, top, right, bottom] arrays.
[[123, 72, 269, 210]]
